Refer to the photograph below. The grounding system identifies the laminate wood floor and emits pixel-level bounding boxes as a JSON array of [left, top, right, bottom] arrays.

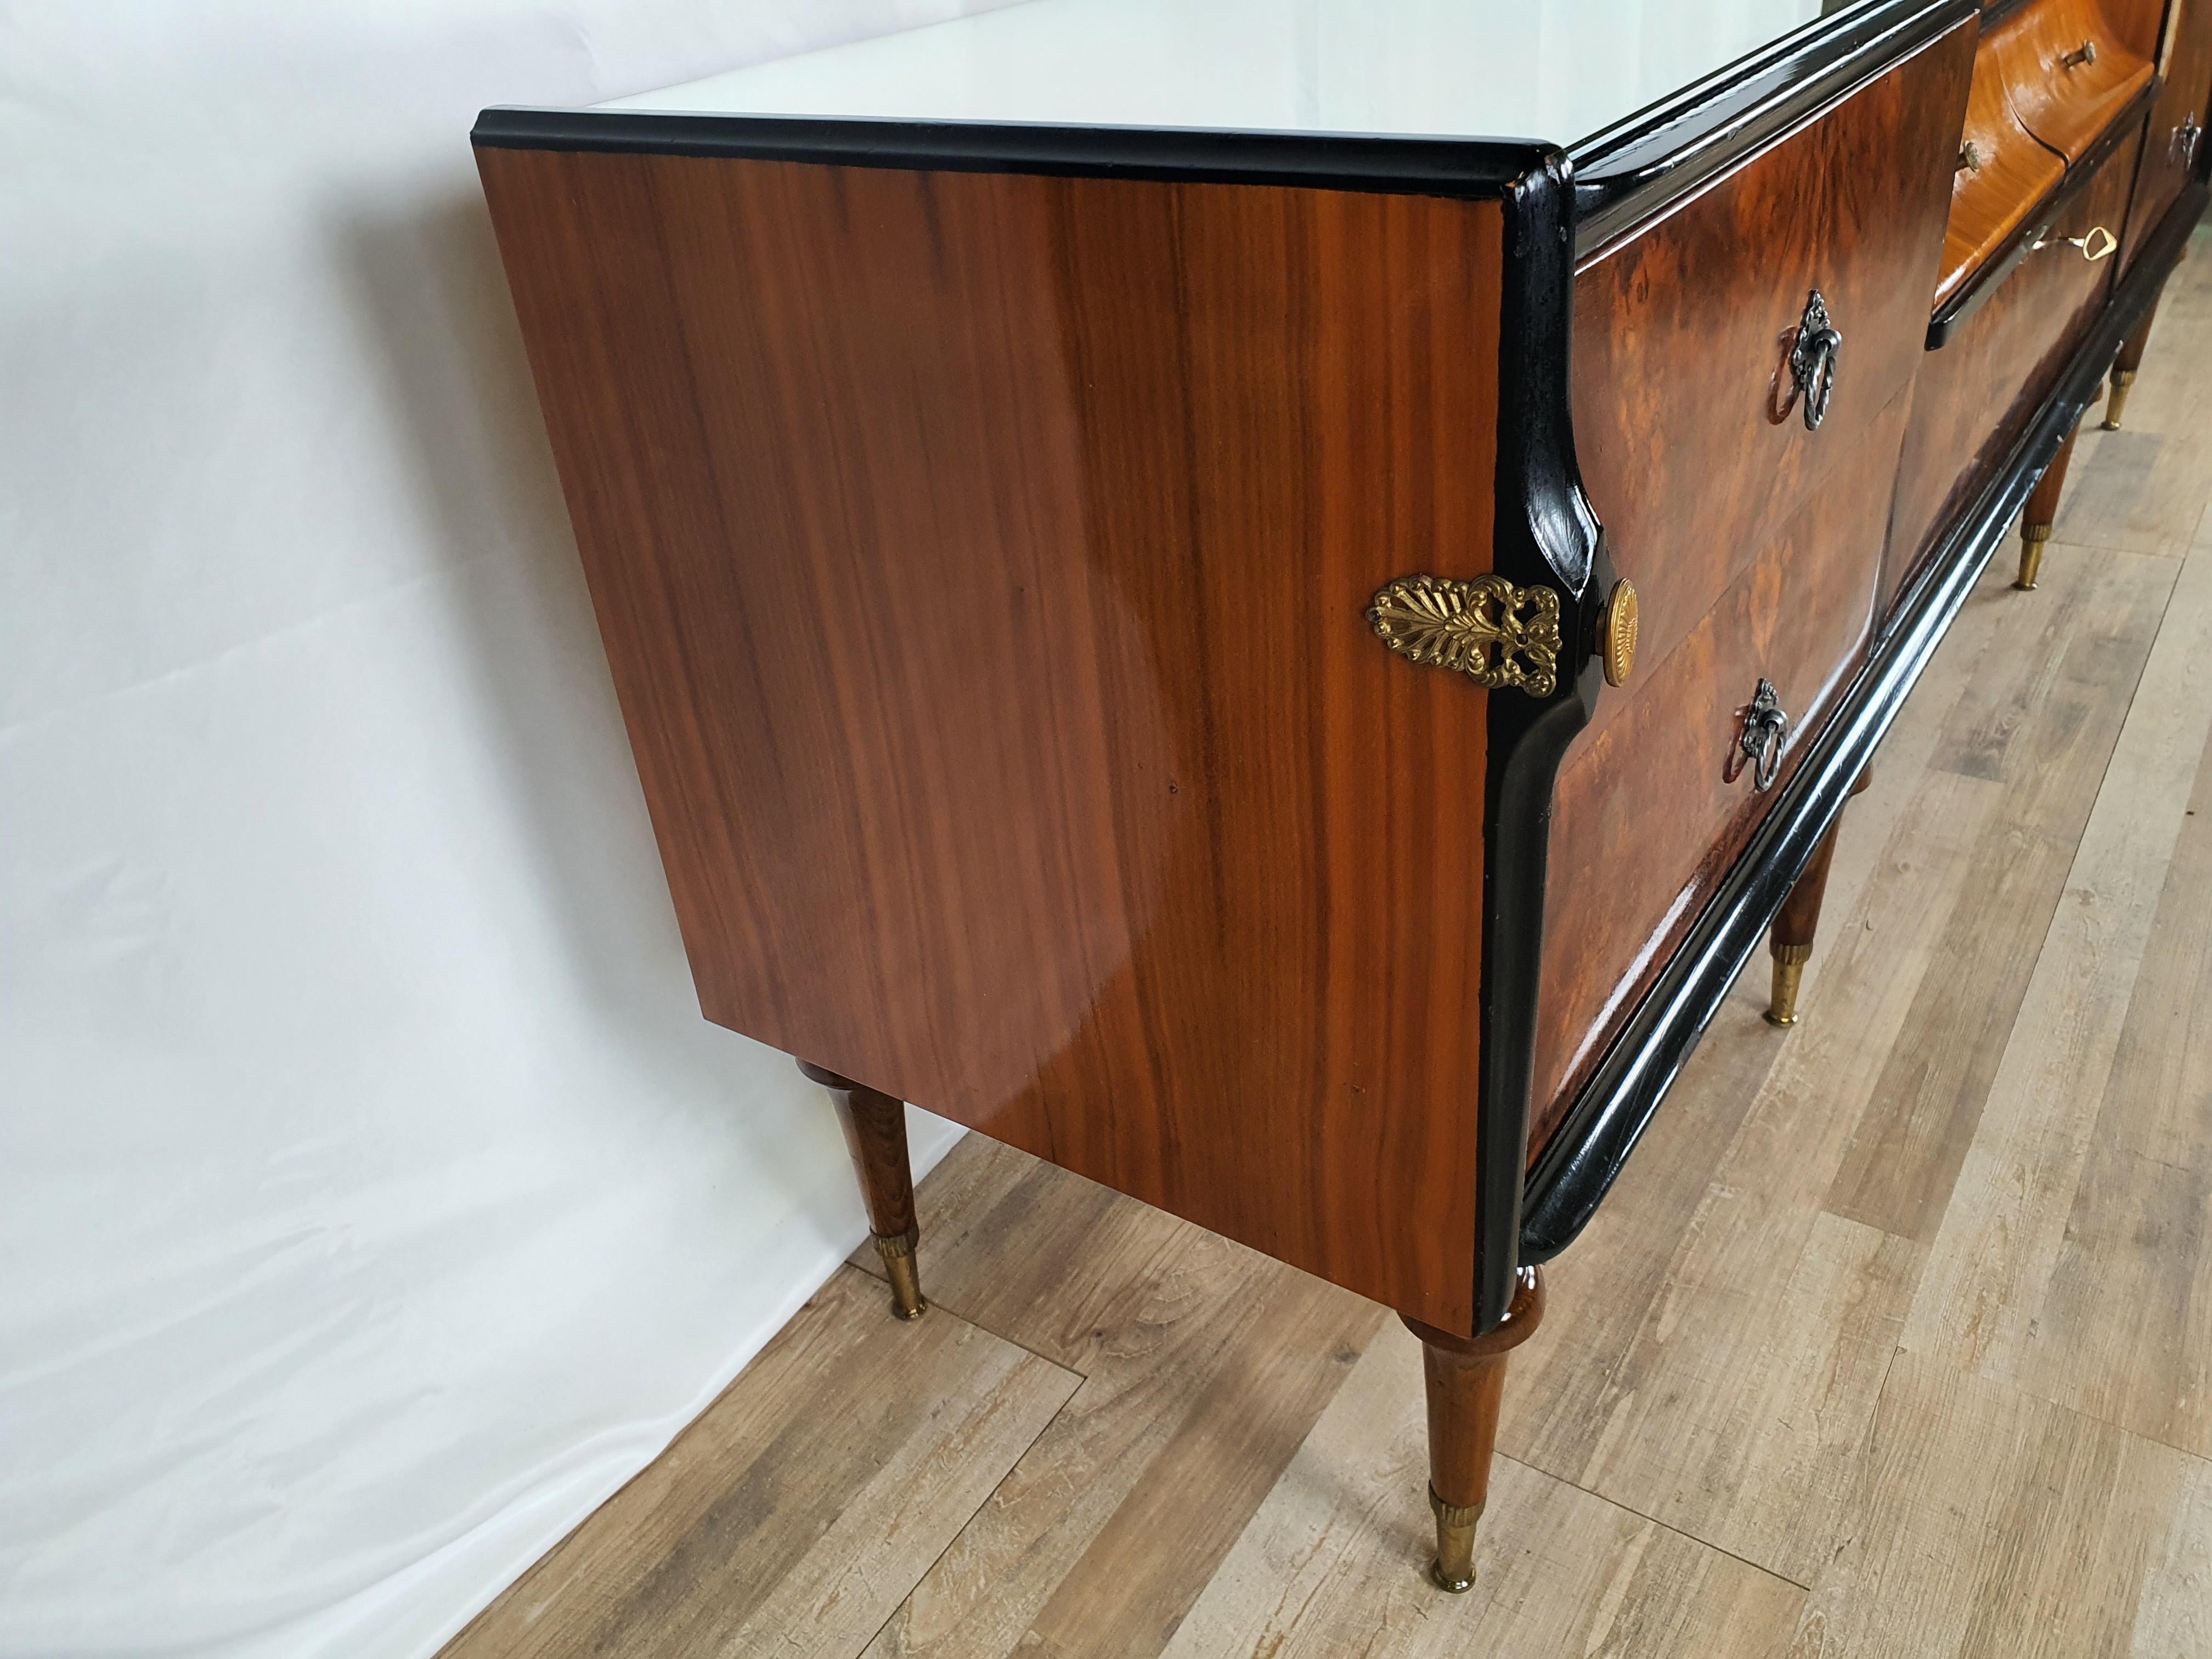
[[443, 236, 2212, 1659]]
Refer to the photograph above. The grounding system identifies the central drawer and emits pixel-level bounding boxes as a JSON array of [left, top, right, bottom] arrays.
[[1530, 20, 1976, 1147]]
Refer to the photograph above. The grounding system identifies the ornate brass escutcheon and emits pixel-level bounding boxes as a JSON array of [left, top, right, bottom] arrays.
[[1367, 573, 1562, 698]]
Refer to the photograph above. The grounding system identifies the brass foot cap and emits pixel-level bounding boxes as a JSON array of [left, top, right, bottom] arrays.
[[873, 1229, 928, 1321], [2104, 371, 2135, 430], [1427, 1485, 1480, 1593]]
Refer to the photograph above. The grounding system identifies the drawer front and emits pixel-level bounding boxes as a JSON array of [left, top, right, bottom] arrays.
[[1571, 19, 1974, 746], [1993, 0, 2155, 161], [1886, 122, 2141, 608], [1532, 388, 1914, 1147], [1941, 42, 2069, 306], [1534, 25, 1974, 1139], [2123, 0, 2212, 270]]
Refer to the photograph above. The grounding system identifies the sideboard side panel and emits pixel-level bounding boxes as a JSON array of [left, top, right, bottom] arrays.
[[477, 148, 1504, 1331]]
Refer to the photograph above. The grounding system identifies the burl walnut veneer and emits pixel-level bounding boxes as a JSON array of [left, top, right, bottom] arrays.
[[474, 0, 2210, 1603]]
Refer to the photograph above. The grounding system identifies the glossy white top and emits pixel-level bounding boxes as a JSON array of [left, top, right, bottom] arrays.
[[601, 0, 1832, 149]]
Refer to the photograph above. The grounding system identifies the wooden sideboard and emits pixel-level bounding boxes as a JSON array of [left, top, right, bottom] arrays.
[[474, 0, 2211, 1599]]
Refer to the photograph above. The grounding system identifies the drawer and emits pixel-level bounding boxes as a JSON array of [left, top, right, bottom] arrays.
[[2121, 0, 2212, 270], [1571, 18, 1974, 746], [1939, 43, 2068, 306], [1531, 387, 1914, 1143], [1885, 121, 2141, 609], [1993, 0, 2155, 160]]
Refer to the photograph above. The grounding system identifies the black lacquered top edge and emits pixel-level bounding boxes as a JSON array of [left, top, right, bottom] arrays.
[[472, 108, 1548, 199], [1570, 0, 1979, 257]]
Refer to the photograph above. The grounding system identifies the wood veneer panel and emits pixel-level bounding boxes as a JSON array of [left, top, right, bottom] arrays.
[[1939, 49, 2069, 306], [1885, 125, 2141, 608], [1568, 25, 1972, 731], [1532, 389, 1913, 1153], [1536, 27, 1973, 1142], [2121, 0, 2212, 269], [1996, 0, 2156, 160], [476, 148, 1503, 1331]]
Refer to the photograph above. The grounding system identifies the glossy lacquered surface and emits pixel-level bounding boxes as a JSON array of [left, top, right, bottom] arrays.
[[600, 0, 1825, 149], [1888, 124, 2140, 605], [1939, 42, 2067, 305], [1992, 0, 2155, 160], [1530, 22, 1973, 1142], [477, 145, 1507, 1334]]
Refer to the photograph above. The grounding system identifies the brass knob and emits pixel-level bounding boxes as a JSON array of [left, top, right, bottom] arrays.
[[2062, 38, 2097, 68], [1958, 140, 1983, 173], [1599, 579, 1639, 687]]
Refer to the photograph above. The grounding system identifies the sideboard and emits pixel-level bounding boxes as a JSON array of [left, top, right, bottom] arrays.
[[474, 0, 2211, 1597]]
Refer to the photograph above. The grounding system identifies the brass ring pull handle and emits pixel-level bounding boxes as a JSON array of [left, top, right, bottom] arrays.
[[1737, 679, 1790, 793], [2030, 224, 2117, 262], [2061, 38, 2097, 68], [1788, 290, 1842, 432]]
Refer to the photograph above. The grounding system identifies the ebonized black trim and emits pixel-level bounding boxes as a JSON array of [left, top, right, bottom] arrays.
[[472, 108, 1544, 199], [1473, 154, 1605, 1332], [1928, 79, 2162, 348], [1520, 177, 2209, 1264], [1570, 0, 1979, 258]]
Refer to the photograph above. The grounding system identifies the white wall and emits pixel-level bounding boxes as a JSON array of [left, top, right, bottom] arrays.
[[0, 5, 1010, 1653]]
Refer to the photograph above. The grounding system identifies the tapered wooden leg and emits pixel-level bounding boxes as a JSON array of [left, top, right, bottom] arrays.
[[2103, 295, 2161, 430], [1401, 1267, 1545, 1592], [1765, 768, 1872, 1027], [2016, 417, 2083, 591], [798, 1060, 927, 1319]]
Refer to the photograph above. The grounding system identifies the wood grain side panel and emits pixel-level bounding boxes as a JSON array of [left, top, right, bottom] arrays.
[[476, 148, 1503, 1331], [1885, 125, 2142, 609], [1570, 21, 1975, 749], [1531, 389, 1914, 1150]]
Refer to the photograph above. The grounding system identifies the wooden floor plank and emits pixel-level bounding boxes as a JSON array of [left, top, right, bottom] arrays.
[[1902, 528, 2212, 1399], [1160, 1322, 1804, 1659], [439, 1266, 1078, 1658], [1788, 1351, 2212, 1659], [1509, 755, 1989, 1582], [1825, 547, 2178, 1241], [1966, 711, 2212, 1459], [857, 1139, 1386, 1659]]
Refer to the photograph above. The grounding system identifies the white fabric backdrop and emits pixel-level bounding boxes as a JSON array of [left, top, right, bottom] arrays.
[[0, 5, 1017, 1653]]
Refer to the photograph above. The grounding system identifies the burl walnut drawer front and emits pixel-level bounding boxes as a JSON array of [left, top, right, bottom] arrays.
[[1531, 21, 1975, 1141]]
